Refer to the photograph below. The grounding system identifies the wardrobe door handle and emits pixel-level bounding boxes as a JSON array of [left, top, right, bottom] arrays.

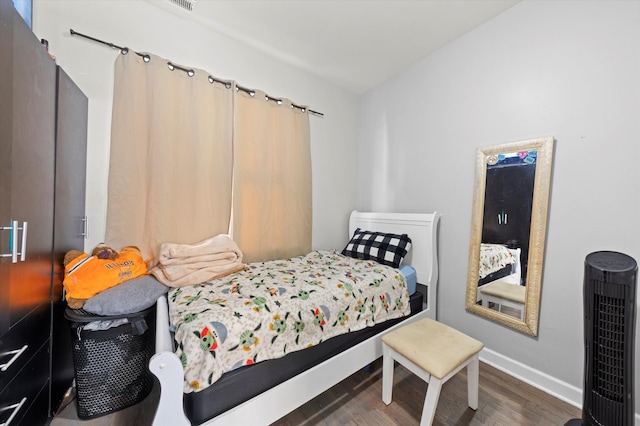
[[81, 216, 88, 238], [0, 345, 28, 372], [19, 222, 27, 261], [0, 221, 27, 263], [10, 220, 18, 263], [0, 397, 27, 426]]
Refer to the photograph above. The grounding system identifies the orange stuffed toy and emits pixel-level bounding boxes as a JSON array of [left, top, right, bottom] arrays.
[[63, 245, 148, 309]]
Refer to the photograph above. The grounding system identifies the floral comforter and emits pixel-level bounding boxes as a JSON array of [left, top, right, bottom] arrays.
[[478, 243, 515, 278], [169, 250, 411, 393]]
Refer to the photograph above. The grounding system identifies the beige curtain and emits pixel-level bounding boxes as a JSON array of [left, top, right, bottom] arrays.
[[106, 53, 233, 262], [232, 89, 312, 263]]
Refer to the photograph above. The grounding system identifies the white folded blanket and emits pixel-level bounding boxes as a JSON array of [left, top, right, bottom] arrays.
[[150, 234, 246, 287]]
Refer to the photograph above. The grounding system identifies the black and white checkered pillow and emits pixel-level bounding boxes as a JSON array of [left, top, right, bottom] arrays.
[[341, 228, 412, 268]]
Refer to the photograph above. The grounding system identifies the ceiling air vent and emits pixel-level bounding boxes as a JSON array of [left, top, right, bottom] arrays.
[[167, 0, 195, 12]]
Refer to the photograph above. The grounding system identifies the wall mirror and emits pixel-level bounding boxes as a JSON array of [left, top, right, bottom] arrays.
[[465, 136, 554, 336]]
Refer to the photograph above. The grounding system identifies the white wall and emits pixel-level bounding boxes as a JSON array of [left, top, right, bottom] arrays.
[[359, 0, 640, 415], [33, 0, 360, 254]]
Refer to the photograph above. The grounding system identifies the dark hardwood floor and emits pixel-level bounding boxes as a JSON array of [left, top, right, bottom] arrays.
[[50, 360, 581, 425], [273, 359, 581, 426]]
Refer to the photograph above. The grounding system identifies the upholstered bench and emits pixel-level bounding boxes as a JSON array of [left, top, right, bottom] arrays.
[[480, 280, 526, 319], [381, 318, 484, 426]]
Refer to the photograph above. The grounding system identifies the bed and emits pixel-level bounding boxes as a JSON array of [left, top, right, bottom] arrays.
[[476, 244, 525, 318], [150, 210, 440, 425], [477, 243, 521, 287]]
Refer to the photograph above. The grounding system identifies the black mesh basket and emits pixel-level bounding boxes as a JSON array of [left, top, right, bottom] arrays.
[[65, 307, 155, 419]]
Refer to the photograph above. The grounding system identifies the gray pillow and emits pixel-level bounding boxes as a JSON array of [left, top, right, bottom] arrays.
[[83, 275, 169, 316]]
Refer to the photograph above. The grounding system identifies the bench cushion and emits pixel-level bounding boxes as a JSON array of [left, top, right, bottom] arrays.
[[480, 281, 526, 303], [382, 318, 483, 380]]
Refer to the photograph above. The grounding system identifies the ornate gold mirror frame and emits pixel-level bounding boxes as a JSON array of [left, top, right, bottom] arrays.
[[465, 136, 554, 336]]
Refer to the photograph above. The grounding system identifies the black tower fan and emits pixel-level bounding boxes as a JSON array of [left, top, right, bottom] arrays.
[[567, 251, 637, 426]]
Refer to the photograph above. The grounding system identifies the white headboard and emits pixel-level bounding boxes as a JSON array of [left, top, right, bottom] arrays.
[[348, 211, 440, 319]]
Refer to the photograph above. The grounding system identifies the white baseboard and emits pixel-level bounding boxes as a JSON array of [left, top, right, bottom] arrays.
[[480, 348, 640, 426], [479, 348, 582, 409]]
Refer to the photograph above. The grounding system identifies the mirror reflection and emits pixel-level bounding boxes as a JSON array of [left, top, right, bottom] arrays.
[[476, 149, 537, 320], [466, 137, 554, 336]]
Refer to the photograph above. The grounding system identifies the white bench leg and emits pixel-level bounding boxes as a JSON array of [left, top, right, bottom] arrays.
[[467, 354, 480, 410], [382, 343, 394, 405], [420, 377, 443, 426]]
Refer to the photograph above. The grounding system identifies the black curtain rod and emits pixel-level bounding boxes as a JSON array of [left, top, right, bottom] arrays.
[[69, 29, 324, 117]]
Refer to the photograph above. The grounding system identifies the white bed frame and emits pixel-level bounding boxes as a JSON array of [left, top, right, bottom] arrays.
[[150, 210, 440, 426]]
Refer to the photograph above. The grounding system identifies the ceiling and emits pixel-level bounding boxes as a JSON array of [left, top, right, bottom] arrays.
[[162, 0, 520, 95]]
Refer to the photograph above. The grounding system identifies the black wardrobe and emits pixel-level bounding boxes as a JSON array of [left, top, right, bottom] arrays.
[[0, 0, 87, 423], [481, 162, 536, 285]]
